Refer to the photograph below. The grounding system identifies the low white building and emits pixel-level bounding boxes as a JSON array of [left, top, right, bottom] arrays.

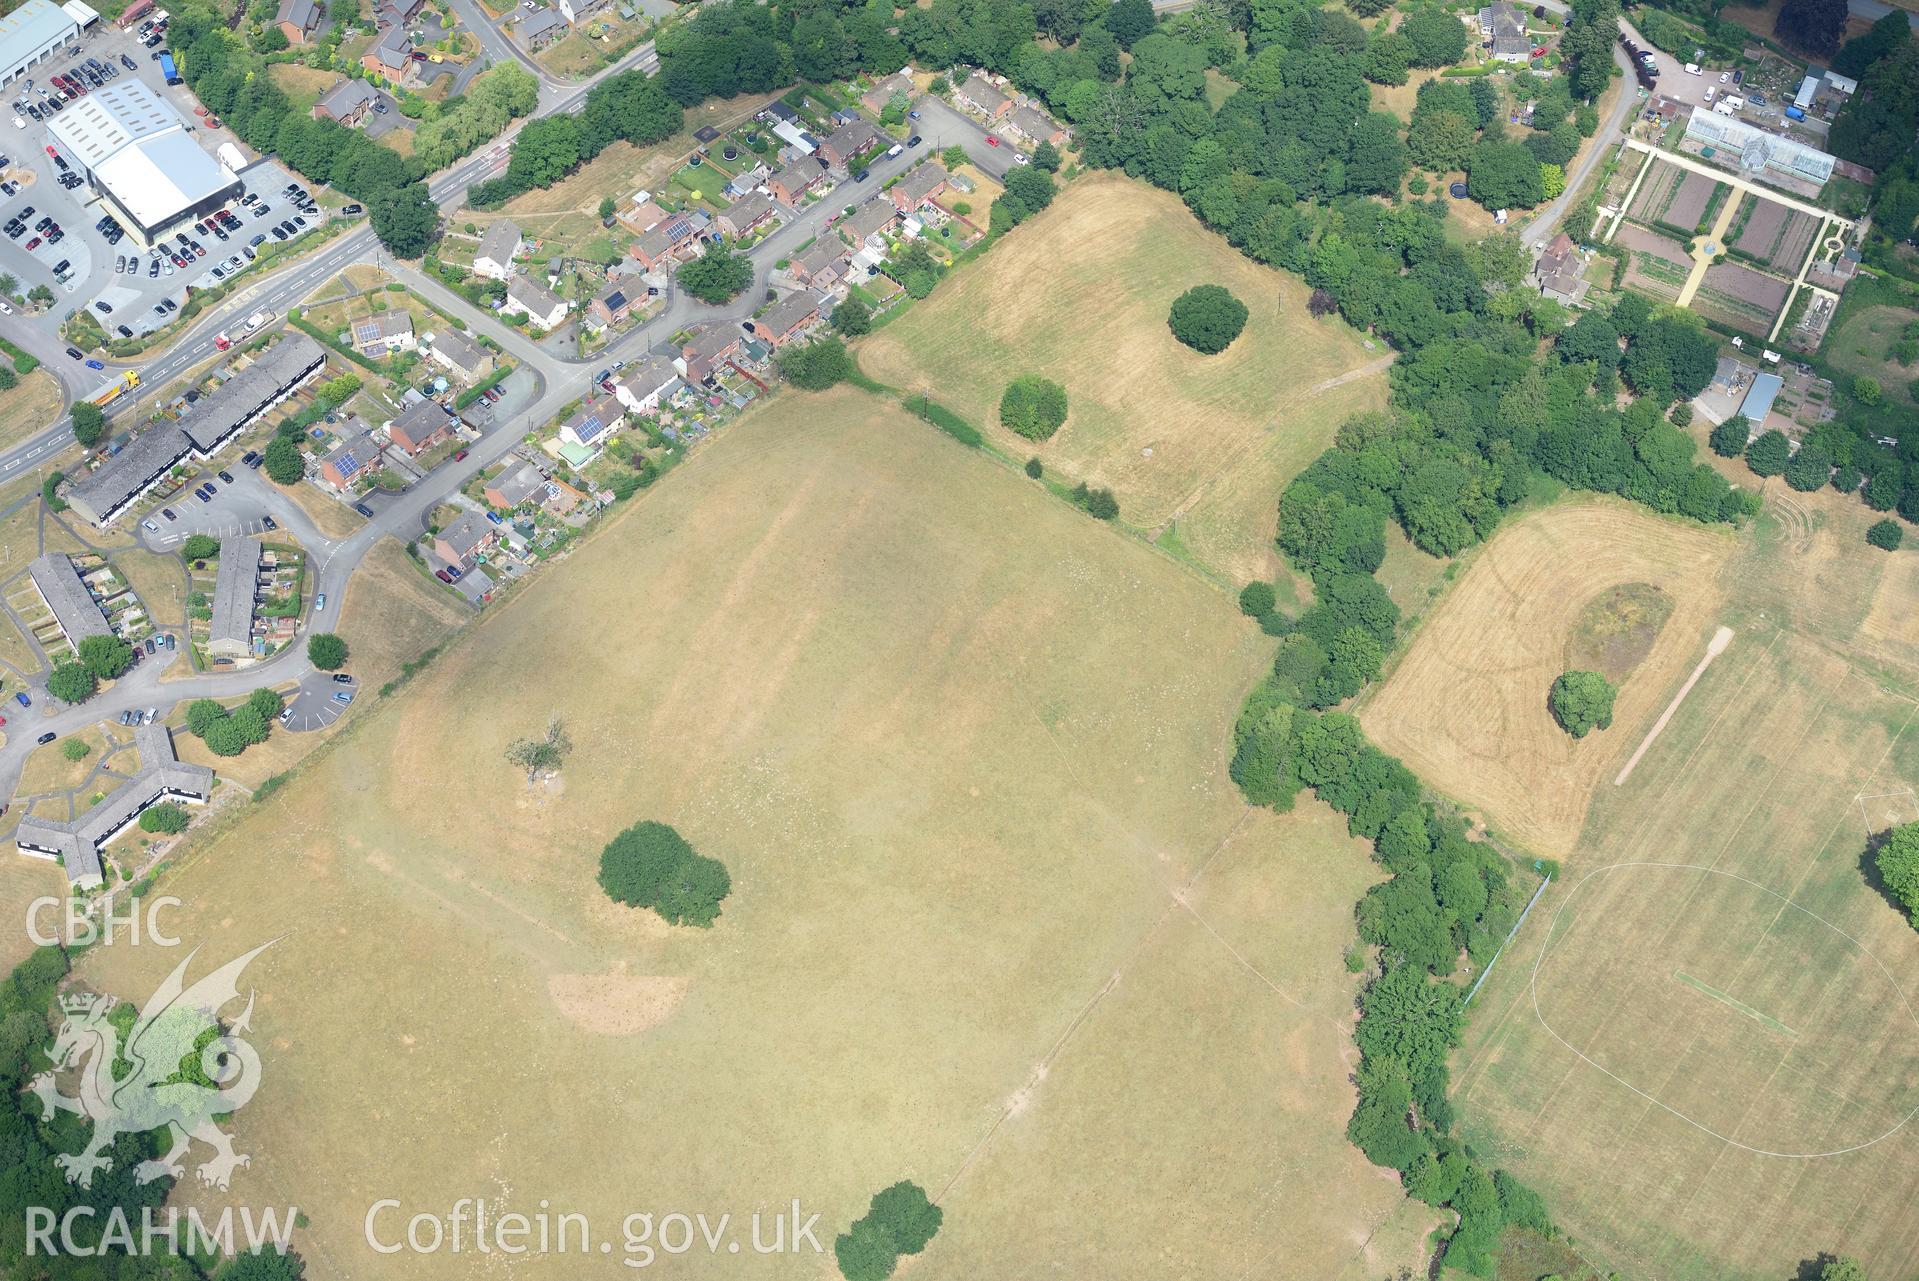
[[472, 219, 523, 281], [506, 276, 569, 331]]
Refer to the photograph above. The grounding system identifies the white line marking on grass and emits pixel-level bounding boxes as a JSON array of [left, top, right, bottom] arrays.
[[1532, 861, 1919, 1159], [1615, 625, 1735, 786], [1855, 788, 1919, 834]]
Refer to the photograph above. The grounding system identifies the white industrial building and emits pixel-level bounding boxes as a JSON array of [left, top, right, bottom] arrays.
[[0, 0, 97, 86], [48, 79, 243, 243]]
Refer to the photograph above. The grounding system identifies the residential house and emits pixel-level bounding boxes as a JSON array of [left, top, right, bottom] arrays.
[[313, 77, 378, 126], [586, 278, 638, 330], [506, 276, 570, 331], [790, 237, 850, 290], [557, 0, 606, 23], [275, 0, 323, 44], [472, 219, 523, 281], [629, 227, 677, 272], [1006, 105, 1067, 149], [1533, 231, 1586, 305], [617, 195, 668, 235], [678, 325, 743, 383], [558, 399, 617, 451], [956, 72, 1011, 119], [1477, 1, 1531, 62], [428, 328, 491, 383], [859, 70, 915, 117], [765, 162, 821, 206], [889, 163, 950, 214], [16, 723, 213, 889], [612, 356, 683, 416], [319, 421, 383, 490], [373, 0, 423, 25], [435, 511, 499, 568], [818, 119, 881, 171], [838, 198, 898, 250], [756, 290, 826, 347], [518, 7, 565, 48], [771, 120, 816, 155], [485, 460, 547, 509], [388, 399, 453, 456], [760, 100, 800, 127], [716, 190, 778, 240], [351, 309, 415, 356], [722, 160, 771, 200], [629, 209, 709, 270], [360, 23, 415, 82]]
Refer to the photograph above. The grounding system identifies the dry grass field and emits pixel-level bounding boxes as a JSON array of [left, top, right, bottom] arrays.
[[859, 175, 1391, 584], [1359, 498, 1737, 857], [1394, 470, 1919, 1280], [81, 389, 1418, 1280], [0, 370, 63, 455]]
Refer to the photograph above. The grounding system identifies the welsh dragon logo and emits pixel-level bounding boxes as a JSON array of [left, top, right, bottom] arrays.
[[29, 942, 274, 1191]]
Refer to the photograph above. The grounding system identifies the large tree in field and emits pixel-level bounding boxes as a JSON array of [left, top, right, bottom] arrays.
[[1549, 670, 1615, 738], [598, 820, 731, 927], [999, 375, 1069, 440], [505, 715, 573, 782], [1168, 284, 1249, 354], [306, 632, 348, 670], [1875, 822, 1919, 927]]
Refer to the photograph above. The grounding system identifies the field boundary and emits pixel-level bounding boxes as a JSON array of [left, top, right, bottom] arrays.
[[1529, 860, 1919, 1159]]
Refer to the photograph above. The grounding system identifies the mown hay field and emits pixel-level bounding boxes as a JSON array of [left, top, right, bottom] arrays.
[[1359, 498, 1738, 858], [83, 389, 1421, 1280], [859, 174, 1390, 584]]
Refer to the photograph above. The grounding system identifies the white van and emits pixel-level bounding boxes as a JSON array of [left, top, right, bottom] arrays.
[[1704, 87, 1716, 104], [1684, 62, 1702, 75]]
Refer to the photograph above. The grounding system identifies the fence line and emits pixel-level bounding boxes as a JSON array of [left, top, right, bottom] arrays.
[[1464, 872, 1552, 1009]]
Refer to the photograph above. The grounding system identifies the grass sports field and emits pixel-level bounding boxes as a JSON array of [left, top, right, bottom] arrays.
[[1403, 478, 1919, 1279], [1360, 498, 1738, 857], [859, 175, 1390, 585], [81, 389, 1418, 1279], [1828, 302, 1919, 408]]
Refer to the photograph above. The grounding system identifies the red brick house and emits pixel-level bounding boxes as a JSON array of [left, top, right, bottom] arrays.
[[388, 400, 453, 457]]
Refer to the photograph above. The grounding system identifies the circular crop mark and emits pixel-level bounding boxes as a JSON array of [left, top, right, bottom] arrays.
[[1531, 862, 1919, 1159]]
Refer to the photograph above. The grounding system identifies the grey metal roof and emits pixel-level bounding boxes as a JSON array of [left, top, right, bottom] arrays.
[[182, 334, 327, 454], [209, 537, 259, 651], [15, 724, 213, 886], [27, 553, 110, 644]]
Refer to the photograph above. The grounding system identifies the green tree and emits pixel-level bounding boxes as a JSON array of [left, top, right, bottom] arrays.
[[47, 662, 97, 704], [1854, 375, 1883, 405], [679, 250, 754, 303], [139, 803, 190, 834], [307, 633, 348, 670], [1168, 284, 1249, 354], [1548, 669, 1615, 738], [1025, 456, 1043, 479], [866, 1182, 941, 1254], [1239, 580, 1277, 619], [1817, 1256, 1870, 1281], [187, 698, 228, 737], [76, 635, 134, 681], [1776, 0, 1848, 55], [1745, 429, 1791, 478], [264, 436, 303, 484], [203, 717, 248, 757], [831, 294, 872, 336], [70, 402, 106, 449], [1708, 414, 1750, 458], [941, 144, 968, 170], [999, 375, 1069, 440], [597, 195, 617, 222], [248, 687, 284, 720], [182, 533, 220, 561], [1032, 139, 1061, 172], [1104, 0, 1155, 48], [1402, 7, 1469, 65], [834, 1220, 897, 1281], [59, 738, 89, 763], [598, 820, 731, 927], [505, 714, 573, 781], [780, 338, 854, 390], [1877, 822, 1919, 926], [1868, 519, 1904, 551]]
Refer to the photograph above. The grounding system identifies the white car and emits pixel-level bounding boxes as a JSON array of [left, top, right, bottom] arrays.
[[1719, 70, 1730, 83], [141, 518, 158, 532], [10, 116, 21, 129], [0, 301, 11, 315]]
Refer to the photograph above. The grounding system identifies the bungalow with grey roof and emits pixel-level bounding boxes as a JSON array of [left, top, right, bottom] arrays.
[[485, 460, 547, 509], [1006, 105, 1067, 148], [587, 278, 637, 330], [360, 23, 416, 81], [319, 420, 383, 490], [890, 163, 950, 213], [559, 399, 617, 450], [678, 325, 744, 383], [516, 6, 565, 48], [838, 198, 898, 250], [790, 237, 851, 290]]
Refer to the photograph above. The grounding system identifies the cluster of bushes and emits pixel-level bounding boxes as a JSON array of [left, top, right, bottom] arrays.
[[1830, 16, 1918, 244], [187, 688, 283, 757], [834, 1182, 942, 1281], [45, 636, 136, 705], [597, 820, 731, 927], [466, 70, 685, 208], [781, 337, 856, 391]]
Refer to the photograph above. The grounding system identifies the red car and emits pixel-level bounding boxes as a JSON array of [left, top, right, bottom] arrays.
[[43, 144, 57, 157], [984, 134, 1000, 147], [453, 448, 469, 461], [434, 568, 453, 583], [24, 236, 39, 250]]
